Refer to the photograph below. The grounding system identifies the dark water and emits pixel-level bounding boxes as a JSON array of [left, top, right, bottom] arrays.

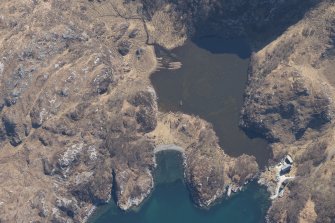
[[90, 151, 270, 223], [151, 37, 271, 167]]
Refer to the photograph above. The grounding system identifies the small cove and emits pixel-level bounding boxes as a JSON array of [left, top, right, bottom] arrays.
[[90, 151, 270, 223]]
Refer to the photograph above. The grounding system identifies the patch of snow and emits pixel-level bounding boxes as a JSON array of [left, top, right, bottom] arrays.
[[58, 143, 84, 169], [39, 108, 48, 125], [94, 57, 100, 65]]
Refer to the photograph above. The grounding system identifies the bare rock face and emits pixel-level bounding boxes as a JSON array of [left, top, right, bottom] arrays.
[[129, 90, 158, 133], [113, 167, 154, 210], [70, 164, 112, 205], [107, 135, 156, 210], [185, 128, 227, 207], [2, 109, 28, 146]]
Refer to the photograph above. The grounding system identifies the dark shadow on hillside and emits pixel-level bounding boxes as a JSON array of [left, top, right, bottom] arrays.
[[191, 36, 251, 59], [191, 0, 320, 52]]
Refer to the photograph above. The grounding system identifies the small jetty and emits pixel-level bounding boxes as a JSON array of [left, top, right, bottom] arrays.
[[168, 61, 182, 70]]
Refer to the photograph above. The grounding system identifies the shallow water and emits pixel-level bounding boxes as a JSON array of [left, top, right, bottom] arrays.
[[90, 151, 270, 223], [151, 37, 271, 167]]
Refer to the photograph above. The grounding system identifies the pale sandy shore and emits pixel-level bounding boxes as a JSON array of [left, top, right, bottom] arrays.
[[153, 144, 185, 154]]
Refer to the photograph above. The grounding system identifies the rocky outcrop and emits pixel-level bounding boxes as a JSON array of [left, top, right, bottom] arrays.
[[148, 112, 259, 207], [241, 68, 334, 143]]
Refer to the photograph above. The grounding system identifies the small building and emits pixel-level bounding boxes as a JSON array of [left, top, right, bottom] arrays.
[[284, 155, 293, 165], [280, 164, 291, 175]]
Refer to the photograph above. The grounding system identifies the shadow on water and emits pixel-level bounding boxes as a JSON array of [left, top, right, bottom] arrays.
[[90, 151, 270, 223], [151, 36, 272, 168], [191, 36, 251, 59], [190, 0, 320, 53]]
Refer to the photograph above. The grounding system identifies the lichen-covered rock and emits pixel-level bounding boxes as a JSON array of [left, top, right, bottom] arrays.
[[118, 40, 131, 56], [114, 168, 154, 210], [92, 67, 114, 95], [71, 167, 112, 205], [129, 90, 158, 133], [1, 109, 28, 146]]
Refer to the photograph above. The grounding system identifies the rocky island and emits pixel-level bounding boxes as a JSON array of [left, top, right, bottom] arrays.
[[0, 0, 334, 223]]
